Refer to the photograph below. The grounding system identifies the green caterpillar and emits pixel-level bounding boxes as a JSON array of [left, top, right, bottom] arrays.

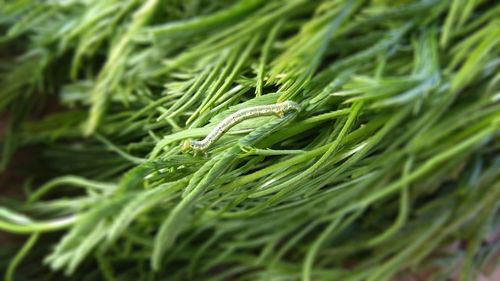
[[182, 101, 300, 154]]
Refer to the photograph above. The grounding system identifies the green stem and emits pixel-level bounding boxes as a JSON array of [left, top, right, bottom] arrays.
[[5, 233, 39, 281]]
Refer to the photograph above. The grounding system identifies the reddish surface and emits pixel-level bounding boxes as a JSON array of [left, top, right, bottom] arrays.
[[0, 112, 31, 245]]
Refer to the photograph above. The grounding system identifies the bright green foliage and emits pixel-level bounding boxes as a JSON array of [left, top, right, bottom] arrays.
[[0, 0, 499, 280]]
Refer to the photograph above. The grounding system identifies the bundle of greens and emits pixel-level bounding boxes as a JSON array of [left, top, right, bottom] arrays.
[[0, 0, 499, 280]]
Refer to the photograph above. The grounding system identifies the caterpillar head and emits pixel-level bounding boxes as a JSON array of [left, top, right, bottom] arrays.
[[180, 139, 192, 153]]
